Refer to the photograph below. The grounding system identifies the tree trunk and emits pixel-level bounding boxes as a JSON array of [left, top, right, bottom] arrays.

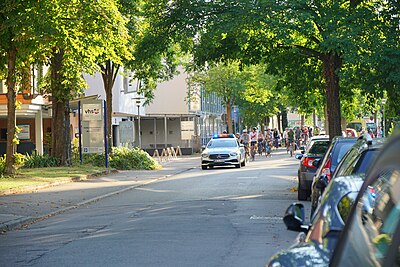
[[300, 114, 305, 128], [5, 46, 17, 175], [50, 48, 71, 166], [281, 107, 288, 130], [226, 102, 232, 133], [101, 60, 119, 153], [323, 52, 342, 139]]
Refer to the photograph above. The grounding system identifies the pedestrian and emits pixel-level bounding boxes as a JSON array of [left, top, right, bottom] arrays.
[[377, 126, 383, 138], [273, 128, 280, 149]]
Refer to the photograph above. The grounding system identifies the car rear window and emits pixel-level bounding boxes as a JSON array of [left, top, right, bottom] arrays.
[[307, 140, 330, 154], [331, 141, 356, 171]]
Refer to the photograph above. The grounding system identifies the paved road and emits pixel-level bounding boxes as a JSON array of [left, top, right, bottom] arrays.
[[0, 149, 310, 267]]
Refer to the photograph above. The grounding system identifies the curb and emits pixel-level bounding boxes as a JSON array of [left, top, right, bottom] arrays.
[[0, 166, 196, 233]]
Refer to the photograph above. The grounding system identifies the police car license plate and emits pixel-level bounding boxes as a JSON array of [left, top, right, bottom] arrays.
[[214, 159, 224, 162]]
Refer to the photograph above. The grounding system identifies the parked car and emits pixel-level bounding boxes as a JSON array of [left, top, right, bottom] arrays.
[[309, 136, 357, 214], [296, 136, 330, 200], [267, 134, 398, 267], [201, 134, 245, 169], [310, 135, 383, 217], [267, 174, 364, 267], [331, 133, 400, 267]]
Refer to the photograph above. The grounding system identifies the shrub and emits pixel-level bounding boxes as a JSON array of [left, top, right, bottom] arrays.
[[87, 147, 161, 170], [0, 153, 27, 176], [23, 153, 59, 168], [0, 156, 5, 176]]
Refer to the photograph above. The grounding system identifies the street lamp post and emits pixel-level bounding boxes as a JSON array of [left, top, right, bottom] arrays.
[[133, 97, 143, 148]]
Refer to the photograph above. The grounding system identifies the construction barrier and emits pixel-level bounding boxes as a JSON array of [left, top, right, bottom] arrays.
[[153, 146, 182, 162]]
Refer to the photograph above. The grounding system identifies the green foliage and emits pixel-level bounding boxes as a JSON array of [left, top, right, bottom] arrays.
[[0, 156, 6, 177], [73, 147, 161, 170], [109, 147, 161, 170], [0, 153, 29, 176], [23, 153, 60, 168]]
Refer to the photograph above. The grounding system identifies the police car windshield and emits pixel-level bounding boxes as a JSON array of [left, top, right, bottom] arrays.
[[207, 139, 237, 148]]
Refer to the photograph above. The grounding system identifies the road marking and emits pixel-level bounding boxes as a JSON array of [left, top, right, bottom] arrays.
[[236, 176, 258, 179], [250, 215, 282, 221]]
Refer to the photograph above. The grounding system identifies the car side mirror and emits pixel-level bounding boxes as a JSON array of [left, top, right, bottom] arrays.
[[295, 154, 303, 160], [301, 150, 305, 154], [201, 145, 206, 151], [283, 203, 307, 232], [316, 175, 328, 190], [312, 159, 321, 168]]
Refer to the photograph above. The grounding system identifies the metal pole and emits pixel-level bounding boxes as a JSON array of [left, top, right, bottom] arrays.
[[103, 100, 109, 168], [138, 105, 141, 149], [164, 115, 168, 147], [154, 118, 157, 149], [78, 101, 82, 164], [383, 108, 385, 137]]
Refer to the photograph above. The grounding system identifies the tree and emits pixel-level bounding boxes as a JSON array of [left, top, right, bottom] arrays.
[[0, 1, 38, 174], [237, 64, 279, 128], [97, 0, 136, 152], [143, 0, 396, 139], [190, 60, 245, 133], [34, 0, 130, 165]]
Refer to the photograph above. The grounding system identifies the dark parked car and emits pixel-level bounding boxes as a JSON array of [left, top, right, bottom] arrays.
[[331, 133, 400, 267], [309, 136, 357, 214], [296, 136, 330, 200], [267, 134, 399, 267], [267, 174, 364, 267]]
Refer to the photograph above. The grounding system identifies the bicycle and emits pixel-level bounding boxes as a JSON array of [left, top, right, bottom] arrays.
[[243, 143, 250, 163], [265, 141, 272, 157], [288, 139, 295, 157], [257, 141, 264, 156], [250, 141, 257, 161]]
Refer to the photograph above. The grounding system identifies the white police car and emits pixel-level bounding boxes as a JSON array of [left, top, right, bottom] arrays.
[[201, 134, 246, 170]]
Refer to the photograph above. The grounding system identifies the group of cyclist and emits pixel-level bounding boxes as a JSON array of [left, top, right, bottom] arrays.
[[232, 125, 314, 160]]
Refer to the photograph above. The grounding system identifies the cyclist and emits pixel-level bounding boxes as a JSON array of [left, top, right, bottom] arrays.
[[240, 129, 250, 160], [295, 126, 302, 150], [249, 127, 257, 160], [257, 130, 265, 155], [282, 127, 289, 153], [287, 128, 296, 157], [265, 129, 273, 157], [273, 128, 280, 149]]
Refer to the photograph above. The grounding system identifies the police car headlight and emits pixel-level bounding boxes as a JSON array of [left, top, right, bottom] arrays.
[[230, 152, 238, 156], [201, 153, 209, 158]]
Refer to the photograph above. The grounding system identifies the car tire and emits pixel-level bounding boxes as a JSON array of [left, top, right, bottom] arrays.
[[201, 166, 207, 170], [297, 188, 308, 201], [235, 163, 241, 168]]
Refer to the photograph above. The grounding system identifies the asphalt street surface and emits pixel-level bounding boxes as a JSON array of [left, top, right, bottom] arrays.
[[0, 149, 310, 267]]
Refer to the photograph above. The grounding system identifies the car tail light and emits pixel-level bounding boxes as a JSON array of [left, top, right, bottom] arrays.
[[302, 157, 316, 168], [322, 158, 331, 182]]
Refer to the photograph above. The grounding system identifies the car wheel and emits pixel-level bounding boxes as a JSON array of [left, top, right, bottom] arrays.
[[235, 163, 241, 168], [201, 166, 207, 170], [297, 188, 308, 201]]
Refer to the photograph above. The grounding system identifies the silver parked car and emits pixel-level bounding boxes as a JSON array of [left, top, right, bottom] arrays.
[[201, 134, 246, 170]]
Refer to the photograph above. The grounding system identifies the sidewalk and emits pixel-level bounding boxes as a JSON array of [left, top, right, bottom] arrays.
[[0, 156, 199, 233]]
